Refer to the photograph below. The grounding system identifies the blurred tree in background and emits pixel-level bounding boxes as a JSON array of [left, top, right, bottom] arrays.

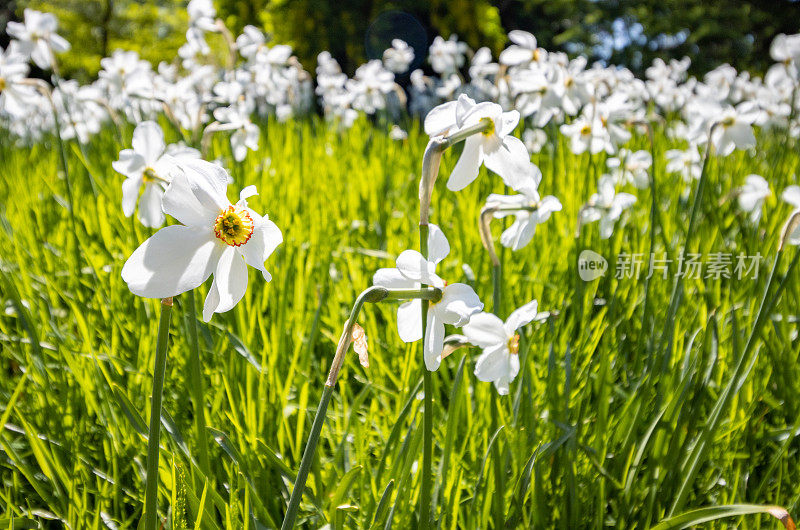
[[5, 0, 800, 81]]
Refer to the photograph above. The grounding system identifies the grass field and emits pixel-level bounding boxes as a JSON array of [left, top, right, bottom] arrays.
[[1, 116, 799, 528]]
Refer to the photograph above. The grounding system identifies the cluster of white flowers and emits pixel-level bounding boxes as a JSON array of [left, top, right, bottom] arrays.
[[3, 8, 798, 151], [3, 7, 800, 392]]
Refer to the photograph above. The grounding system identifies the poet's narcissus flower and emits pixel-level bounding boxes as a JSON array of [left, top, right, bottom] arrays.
[[462, 300, 548, 395], [112, 121, 200, 227], [373, 225, 483, 371], [6, 8, 70, 70], [485, 187, 562, 251], [580, 176, 637, 239], [499, 30, 546, 67], [737, 174, 771, 224], [607, 149, 652, 189], [447, 94, 539, 192], [711, 104, 758, 156], [121, 160, 282, 322]]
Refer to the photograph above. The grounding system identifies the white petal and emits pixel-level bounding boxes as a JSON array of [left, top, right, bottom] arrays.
[[599, 216, 616, 239], [500, 216, 535, 250], [474, 343, 511, 383], [121, 177, 141, 217], [373, 268, 416, 289], [132, 121, 166, 164], [396, 250, 442, 287], [202, 246, 248, 321], [427, 224, 450, 264], [435, 283, 483, 326], [180, 159, 232, 212], [424, 100, 457, 137], [138, 183, 166, 228], [499, 46, 532, 66], [462, 312, 506, 347], [508, 30, 536, 49], [781, 186, 800, 209], [239, 185, 258, 202], [498, 110, 521, 137], [454, 94, 478, 127], [112, 150, 145, 178], [397, 299, 422, 343], [446, 135, 483, 191], [424, 311, 445, 371], [239, 219, 282, 281], [537, 195, 562, 220], [483, 135, 538, 191], [122, 225, 218, 298], [503, 299, 540, 335], [162, 172, 219, 227]]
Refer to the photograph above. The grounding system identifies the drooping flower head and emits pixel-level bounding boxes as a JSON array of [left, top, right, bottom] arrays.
[[580, 176, 637, 239], [426, 94, 541, 193], [112, 121, 200, 227], [372, 225, 483, 371], [737, 174, 771, 225], [463, 300, 549, 395]]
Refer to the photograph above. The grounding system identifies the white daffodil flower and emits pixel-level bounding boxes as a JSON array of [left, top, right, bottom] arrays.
[[665, 147, 702, 183], [6, 9, 70, 69], [559, 115, 610, 155], [607, 149, 652, 189], [737, 174, 771, 224], [122, 159, 282, 322], [423, 100, 458, 137], [0, 43, 37, 118], [499, 30, 545, 66], [213, 105, 260, 162], [485, 189, 562, 251], [383, 39, 414, 73], [447, 94, 539, 192], [581, 176, 637, 239], [711, 104, 758, 156], [428, 35, 468, 76], [112, 121, 198, 228], [463, 300, 548, 395], [372, 225, 483, 371]]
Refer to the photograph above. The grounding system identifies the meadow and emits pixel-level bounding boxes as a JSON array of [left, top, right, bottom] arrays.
[[1, 112, 799, 528]]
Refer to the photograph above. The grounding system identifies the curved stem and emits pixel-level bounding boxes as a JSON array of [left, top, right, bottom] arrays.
[[144, 298, 173, 530], [184, 292, 211, 476], [281, 286, 441, 530]]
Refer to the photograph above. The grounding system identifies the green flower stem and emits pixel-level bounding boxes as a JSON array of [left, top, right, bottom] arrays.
[[419, 223, 433, 530], [22, 78, 82, 275], [416, 121, 492, 528], [144, 298, 173, 530], [658, 122, 720, 371], [490, 262, 505, 529], [281, 286, 441, 530], [184, 292, 211, 476]]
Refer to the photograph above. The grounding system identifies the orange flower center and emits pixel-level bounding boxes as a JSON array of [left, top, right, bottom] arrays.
[[213, 205, 254, 246], [508, 334, 520, 355]]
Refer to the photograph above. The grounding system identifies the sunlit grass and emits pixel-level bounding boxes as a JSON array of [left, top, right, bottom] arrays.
[[0, 116, 799, 528]]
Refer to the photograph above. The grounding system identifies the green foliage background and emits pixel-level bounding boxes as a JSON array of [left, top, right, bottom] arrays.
[[4, 0, 800, 82]]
